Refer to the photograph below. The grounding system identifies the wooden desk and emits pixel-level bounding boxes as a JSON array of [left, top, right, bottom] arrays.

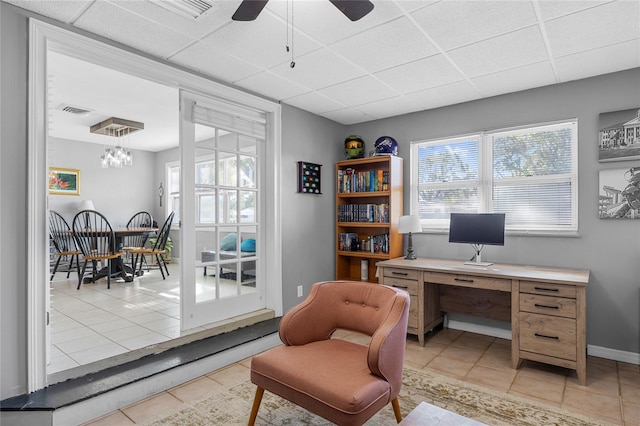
[[376, 257, 589, 385]]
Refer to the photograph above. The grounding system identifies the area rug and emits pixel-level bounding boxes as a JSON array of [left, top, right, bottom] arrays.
[[142, 366, 612, 425]]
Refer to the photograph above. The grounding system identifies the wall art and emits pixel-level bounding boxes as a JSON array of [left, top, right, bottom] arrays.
[[297, 161, 322, 194], [598, 108, 640, 162], [49, 167, 80, 196], [598, 166, 640, 219]]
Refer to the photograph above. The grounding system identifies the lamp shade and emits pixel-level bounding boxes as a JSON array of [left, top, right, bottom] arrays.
[[398, 215, 421, 234], [78, 200, 95, 211]]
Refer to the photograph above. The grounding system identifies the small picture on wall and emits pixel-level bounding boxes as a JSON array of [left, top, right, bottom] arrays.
[[49, 167, 80, 196], [598, 108, 640, 162], [599, 167, 640, 219]]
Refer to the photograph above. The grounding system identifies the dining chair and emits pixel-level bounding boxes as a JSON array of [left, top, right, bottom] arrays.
[[72, 209, 123, 289], [122, 211, 153, 275], [48, 210, 81, 281], [129, 211, 174, 279], [249, 280, 411, 426]]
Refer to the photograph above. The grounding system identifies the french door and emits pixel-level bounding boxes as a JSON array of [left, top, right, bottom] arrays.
[[179, 91, 266, 330]]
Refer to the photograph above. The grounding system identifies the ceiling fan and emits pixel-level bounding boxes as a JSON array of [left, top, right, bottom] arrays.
[[232, 0, 374, 22]]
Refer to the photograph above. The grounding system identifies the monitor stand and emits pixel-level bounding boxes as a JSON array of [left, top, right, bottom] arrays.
[[464, 245, 493, 266]]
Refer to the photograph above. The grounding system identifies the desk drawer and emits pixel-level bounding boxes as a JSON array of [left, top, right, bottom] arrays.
[[423, 271, 511, 292], [520, 294, 576, 319], [383, 268, 419, 281], [382, 276, 418, 295], [520, 281, 576, 298], [519, 313, 576, 361]]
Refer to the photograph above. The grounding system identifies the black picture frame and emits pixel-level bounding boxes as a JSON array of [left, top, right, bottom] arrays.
[[297, 161, 322, 194]]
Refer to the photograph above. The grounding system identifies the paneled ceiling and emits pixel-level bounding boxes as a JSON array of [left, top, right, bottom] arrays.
[[4, 0, 640, 151]]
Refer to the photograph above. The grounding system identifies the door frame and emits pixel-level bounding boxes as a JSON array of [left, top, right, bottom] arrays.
[[27, 19, 282, 392]]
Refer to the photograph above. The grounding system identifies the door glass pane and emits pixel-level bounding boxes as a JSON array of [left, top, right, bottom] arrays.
[[218, 153, 237, 187], [239, 191, 256, 223], [239, 155, 256, 188]]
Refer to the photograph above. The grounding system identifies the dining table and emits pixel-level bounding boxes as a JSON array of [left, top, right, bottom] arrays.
[[81, 227, 158, 283]]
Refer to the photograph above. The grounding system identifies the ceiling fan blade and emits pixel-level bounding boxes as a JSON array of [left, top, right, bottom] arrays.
[[329, 0, 374, 21], [232, 0, 269, 21]]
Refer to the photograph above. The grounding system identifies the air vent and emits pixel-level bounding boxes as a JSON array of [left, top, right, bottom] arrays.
[[57, 104, 92, 116], [152, 0, 216, 19]]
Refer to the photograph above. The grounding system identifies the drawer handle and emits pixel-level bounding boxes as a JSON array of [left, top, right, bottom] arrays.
[[534, 303, 559, 310], [534, 287, 559, 292], [393, 285, 408, 289], [534, 333, 559, 340], [454, 278, 474, 283], [391, 272, 408, 276]]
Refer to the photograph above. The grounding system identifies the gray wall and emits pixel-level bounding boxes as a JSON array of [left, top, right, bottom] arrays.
[[348, 68, 640, 354]]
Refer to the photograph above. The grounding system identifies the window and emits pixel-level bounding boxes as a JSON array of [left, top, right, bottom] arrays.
[[411, 120, 578, 234]]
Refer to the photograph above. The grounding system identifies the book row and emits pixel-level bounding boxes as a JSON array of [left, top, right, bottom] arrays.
[[337, 168, 389, 193], [338, 233, 390, 254], [338, 203, 389, 223]]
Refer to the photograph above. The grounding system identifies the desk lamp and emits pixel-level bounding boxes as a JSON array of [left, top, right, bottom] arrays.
[[398, 215, 421, 260]]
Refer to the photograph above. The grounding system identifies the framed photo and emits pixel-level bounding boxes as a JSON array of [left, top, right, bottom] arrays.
[[49, 167, 80, 196], [598, 108, 640, 162], [297, 161, 322, 194], [598, 167, 640, 219]]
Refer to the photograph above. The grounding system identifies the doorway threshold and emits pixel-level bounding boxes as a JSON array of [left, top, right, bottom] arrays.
[[48, 308, 276, 386]]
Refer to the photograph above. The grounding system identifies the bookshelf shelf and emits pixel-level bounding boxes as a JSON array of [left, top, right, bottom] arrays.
[[336, 156, 403, 283]]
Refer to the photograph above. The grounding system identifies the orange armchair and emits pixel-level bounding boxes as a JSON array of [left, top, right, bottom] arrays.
[[249, 280, 410, 425]]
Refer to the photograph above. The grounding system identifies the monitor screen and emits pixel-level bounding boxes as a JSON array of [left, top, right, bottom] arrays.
[[448, 213, 505, 246]]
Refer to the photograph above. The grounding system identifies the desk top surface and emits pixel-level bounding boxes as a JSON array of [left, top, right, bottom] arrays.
[[376, 257, 589, 286]]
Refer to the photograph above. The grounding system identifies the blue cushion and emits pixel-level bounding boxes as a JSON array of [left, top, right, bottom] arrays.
[[220, 233, 237, 251], [241, 238, 256, 252]]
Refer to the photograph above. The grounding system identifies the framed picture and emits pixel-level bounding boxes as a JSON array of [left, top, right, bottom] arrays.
[[49, 167, 80, 196], [598, 108, 640, 162], [598, 167, 640, 219], [297, 161, 322, 194]]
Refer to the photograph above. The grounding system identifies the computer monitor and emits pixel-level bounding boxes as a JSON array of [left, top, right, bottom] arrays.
[[448, 213, 505, 266]]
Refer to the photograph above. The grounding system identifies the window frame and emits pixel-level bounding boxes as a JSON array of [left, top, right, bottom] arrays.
[[410, 119, 579, 236]]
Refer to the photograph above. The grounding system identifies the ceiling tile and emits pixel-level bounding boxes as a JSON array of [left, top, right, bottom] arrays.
[[407, 80, 481, 110], [3, 0, 92, 23], [235, 71, 310, 101], [321, 108, 375, 125], [471, 61, 557, 97], [329, 16, 439, 73], [111, 0, 240, 40], [554, 39, 640, 82], [355, 95, 422, 120], [374, 54, 465, 94], [283, 92, 345, 115], [317, 76, 399, 106], [544, 1, 640, 58], [265, 0, 404, 46], [203, 13, 321, 70], [170, 42, 262, 84], [270, 48, 365, 90], [411, 0, 538, 50], [73, 1, 193, 59], [447, 26, 548, 78], [536, 0, 612, 21]]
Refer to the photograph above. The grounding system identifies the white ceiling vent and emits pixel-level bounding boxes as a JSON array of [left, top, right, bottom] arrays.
[[152, 0, 216, 20], [57, 104, 92, 116]]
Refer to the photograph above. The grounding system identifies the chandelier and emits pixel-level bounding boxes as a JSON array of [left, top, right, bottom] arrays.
[[90, 117, 144, 168]]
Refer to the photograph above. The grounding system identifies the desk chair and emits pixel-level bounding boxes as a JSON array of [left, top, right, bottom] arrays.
[[122, 211, 153, 275], [72, 210, 123, 289], [249, 280, 410, 426], [48, 210, 81, 281]]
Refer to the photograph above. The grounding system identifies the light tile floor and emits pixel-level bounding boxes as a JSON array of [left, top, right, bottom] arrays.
[[84, 328, 640, 426], [49, 261, 255, 375]]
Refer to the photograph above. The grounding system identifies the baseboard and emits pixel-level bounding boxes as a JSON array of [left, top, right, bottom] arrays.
[[53, 333, 280, 426], [447, 320, 639, 365]]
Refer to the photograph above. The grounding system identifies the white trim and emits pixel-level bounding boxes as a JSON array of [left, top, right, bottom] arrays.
[[27, 18, 282, 392], [587, 344, 640, 365]]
